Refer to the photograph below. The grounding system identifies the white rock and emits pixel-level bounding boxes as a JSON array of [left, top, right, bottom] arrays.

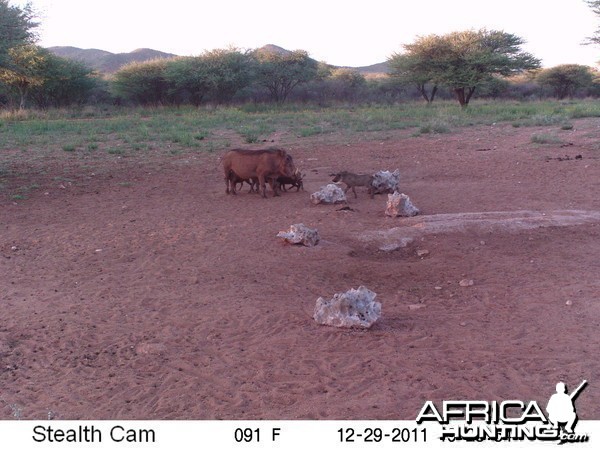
[[385, 192, 420, 217], [277, 223, 320, 247], [310, 184, 347, 204], [372, 169, 401, 194], [408, 303, 426, 310], [459, 279, 474, 287], [378, 237, 414, 252], [314, 286, 381, 329]]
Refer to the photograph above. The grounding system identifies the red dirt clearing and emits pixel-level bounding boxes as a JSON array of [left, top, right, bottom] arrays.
[[1, 119, 600, 420]]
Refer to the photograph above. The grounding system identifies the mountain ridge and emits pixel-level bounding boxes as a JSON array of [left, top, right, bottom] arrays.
[[47, 45, 389, 75], [48, 46, 178, 74]]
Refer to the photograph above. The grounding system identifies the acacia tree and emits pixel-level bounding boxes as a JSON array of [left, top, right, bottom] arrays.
[[112, 59, 173, 105], [164, 49, 254, 105], [585, 0, 600, 45], [29, 53, 96, 107], [388, 35, 455, 103], [254, 49, 318, 103], [0, 0, 38, 66], [390, 29, 540, 106], [165, 56, 212, 106], [201, 48, 255, 103], [536, 64, 594, 99], [328, 68, 366, 101], [0, 44, 47, 109], [1, 0, 39, 106]]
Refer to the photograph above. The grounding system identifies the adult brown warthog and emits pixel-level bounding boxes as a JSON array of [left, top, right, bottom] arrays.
[[223, 148, 296, 198]]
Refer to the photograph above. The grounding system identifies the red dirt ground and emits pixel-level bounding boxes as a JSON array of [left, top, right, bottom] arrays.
[[1, 119, 600, 420]]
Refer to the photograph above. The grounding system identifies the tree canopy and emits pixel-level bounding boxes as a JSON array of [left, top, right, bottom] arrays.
[[585, 0, 600, 45], [0, 0, 38, 67], [201, 48, 255, 103], [388, 29, 540, 106], [254, 49, 319, 103], [536, 64, 595, 99], [112, 59, 172, 105], [0, 44, 46, 109], [112, 49, 255, 106]]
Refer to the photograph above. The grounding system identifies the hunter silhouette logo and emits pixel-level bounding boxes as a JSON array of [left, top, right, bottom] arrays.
[[416, 380, 589, 443], [546, 380, 587, 435]]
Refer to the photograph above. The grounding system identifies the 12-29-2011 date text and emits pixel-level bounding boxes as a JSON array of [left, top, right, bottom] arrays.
[[338, 427, 426, 443]]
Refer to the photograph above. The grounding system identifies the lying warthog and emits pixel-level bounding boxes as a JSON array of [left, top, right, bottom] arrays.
[[331, 171, 374, 199], [223, 148, 296, 198], [277, 169, 304, 192]]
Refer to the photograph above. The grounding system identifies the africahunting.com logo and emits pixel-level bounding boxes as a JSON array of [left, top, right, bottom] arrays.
[[416, 380, 589, 444]]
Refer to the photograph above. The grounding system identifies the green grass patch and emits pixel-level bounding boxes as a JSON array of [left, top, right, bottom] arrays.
[[298, 125, 327, 137], [2, 100, 600, 168], [531, 133, 563, 144], [415, 120, 452, 135]]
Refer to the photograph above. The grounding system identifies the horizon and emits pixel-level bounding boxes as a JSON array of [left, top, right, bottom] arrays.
[[13, 0, 600, 69]]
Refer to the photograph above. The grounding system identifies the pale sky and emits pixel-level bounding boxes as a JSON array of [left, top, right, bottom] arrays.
[[13, 0, 600, 68]]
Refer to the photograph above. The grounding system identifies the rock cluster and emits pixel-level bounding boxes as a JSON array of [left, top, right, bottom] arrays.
[[371, 169, 401, 194], [277, 223, 320, 247], [385, 192, 420, 217], [310, 184, 347, 204], [313, 286, 381, 328]]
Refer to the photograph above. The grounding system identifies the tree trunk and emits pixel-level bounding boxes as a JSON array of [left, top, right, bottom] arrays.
[[465, 86, 476, 105], [454, 87, 476, 107], [18, 85, 28, 110], [418, 83, 429, 103], [454, 88, 466, 107], [430, 85, 438, 103], [418, 83, 438, 103]]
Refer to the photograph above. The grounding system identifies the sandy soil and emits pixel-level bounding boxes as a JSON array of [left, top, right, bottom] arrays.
[[1, 119, 600, 420]]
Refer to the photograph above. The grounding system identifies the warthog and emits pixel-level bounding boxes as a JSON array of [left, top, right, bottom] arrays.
[[228, 171, 259, 194], [331, 171, 374, 199], [223, 148, 296, 198], [277, 169, 304, 192]]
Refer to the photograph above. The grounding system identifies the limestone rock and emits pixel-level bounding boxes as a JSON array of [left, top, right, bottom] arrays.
[[408, 303, 426, 311], [385, 192, 420, 217], [310, 184, 347, 204], [314, 286, 381, 329], [277, 223, 320, 247], [372, 169, 401, 194], [379, 237, 414, 252]]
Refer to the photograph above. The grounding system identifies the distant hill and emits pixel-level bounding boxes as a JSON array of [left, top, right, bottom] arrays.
[[47, 46, 178, 74], [47, 45, 389, 76], [353, 61, 389, 76], [255, 44, 293, 57], [257, 44, 389, 76]]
